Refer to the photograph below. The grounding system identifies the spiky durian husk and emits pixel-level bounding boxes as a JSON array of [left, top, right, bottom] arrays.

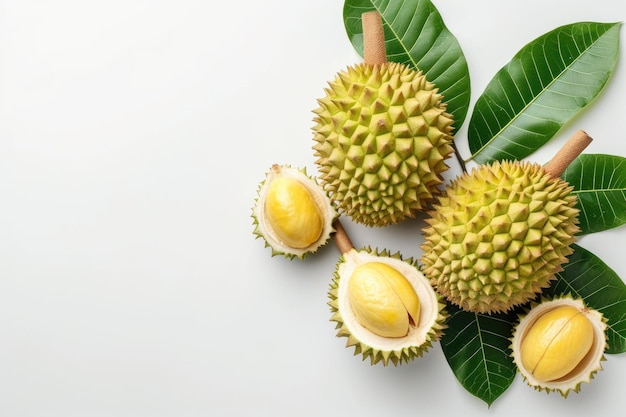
[[420, 160, 580, 314], [328, 247, 447, 366], [252, 164, 337, 260], [312, 62, 455, 227], [510, 295, 607, 397]]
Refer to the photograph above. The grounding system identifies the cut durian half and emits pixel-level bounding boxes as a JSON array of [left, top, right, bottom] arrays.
[[252, 164, 337, 259], [511, 296, 607, 397], [328, 247, 447, 366]]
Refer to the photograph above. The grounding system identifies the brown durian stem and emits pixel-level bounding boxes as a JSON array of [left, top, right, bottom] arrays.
[[331, 219, 355, 254], [543, 130, 593, 178], [363, 11, 387, 65], [330, 12, 387, 256]]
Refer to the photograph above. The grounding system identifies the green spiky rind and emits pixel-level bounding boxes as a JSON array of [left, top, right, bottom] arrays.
[[510, 295, 608, 398], [252, 164, 337, 260], [328, 247, 448, 366], [420, 160, 580, 314], [312, 62, 455, 227]]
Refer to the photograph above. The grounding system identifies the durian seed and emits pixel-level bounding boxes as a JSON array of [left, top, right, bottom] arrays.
[[520, 306, 594, 382], [347, 262, 420, 338], [265, 176, 324, 249]]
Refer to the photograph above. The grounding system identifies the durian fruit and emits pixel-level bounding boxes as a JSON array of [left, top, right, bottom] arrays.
[[311, 61, 455, 227], [328, 246, 447, 365], [252, 164, 337, 259], [420, 160, 580, 314], [511, 296, 607, 397]]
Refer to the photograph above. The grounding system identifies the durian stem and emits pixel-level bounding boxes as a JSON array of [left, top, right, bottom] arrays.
[[544, 130, 593, 178], [332, 219, 355, 255], [326, 12, 383, 256], [326, 12, 384, 257], [363, 11, 387, 65], [363, 10, 469, 174]]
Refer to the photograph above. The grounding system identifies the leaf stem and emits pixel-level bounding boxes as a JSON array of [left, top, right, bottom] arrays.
[[451, 140, 468, 173]]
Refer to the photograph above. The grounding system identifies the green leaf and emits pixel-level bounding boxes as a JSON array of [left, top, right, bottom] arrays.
[[467, 22, 621, 164], [545, 244, 626, 354], [440, 303, 518, 406], [561, 154, 626, 234], [343, 0, 471, 130]]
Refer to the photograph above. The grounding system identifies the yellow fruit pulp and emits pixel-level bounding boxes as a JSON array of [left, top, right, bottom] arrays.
[[264, 176, 323, 249], [347, 262, 420, 338], [521, 306, 594, 382]]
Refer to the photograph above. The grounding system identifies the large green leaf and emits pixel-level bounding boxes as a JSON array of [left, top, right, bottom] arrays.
[[440, 303, 518, 406], [343, 0, 471, 130], [467, 22, 621, 164], [545, 244, 626, 354], [561, 154, 626, 234]]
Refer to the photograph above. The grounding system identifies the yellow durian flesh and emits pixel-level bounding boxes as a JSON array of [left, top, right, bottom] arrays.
[[520, 306, 593, 382], [265, 176, 324, 249], [328, 248, 447, 366], [511, 296, 608, 397], [348, 262, 420, 338], [252, 164, 337, 259]]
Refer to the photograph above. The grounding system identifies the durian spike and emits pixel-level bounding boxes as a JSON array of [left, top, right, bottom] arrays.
[[543, 130, 593, 178], [330, 11, 387, 256], [363, 11, 387, 65]]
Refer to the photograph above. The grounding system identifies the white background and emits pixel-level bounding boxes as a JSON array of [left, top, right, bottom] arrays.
[[1, 1, 625, 416]]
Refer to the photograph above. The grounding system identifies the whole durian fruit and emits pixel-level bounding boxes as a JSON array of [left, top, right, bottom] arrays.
[[312, 61, 455, 227], [420, 160, 580, 314], [510, 296, 607, 397], [328, 246, 447, 365], [252, 164, 337, 259]]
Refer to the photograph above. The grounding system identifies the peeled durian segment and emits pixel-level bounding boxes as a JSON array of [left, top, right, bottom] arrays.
[[511, 296, 607, 397], [312, 62, 455, 227], [520, 306, 593, 382], [328, 247, 447, 366], [348, 262, 421, 338], [420, 160, 580, 314], [252, 164, 337, 259], [264, 176, 324, 249]]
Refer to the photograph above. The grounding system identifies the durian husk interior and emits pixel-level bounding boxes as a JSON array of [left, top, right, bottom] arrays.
[[511, 296, 607, 397], [328, 247, 447, 366]]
